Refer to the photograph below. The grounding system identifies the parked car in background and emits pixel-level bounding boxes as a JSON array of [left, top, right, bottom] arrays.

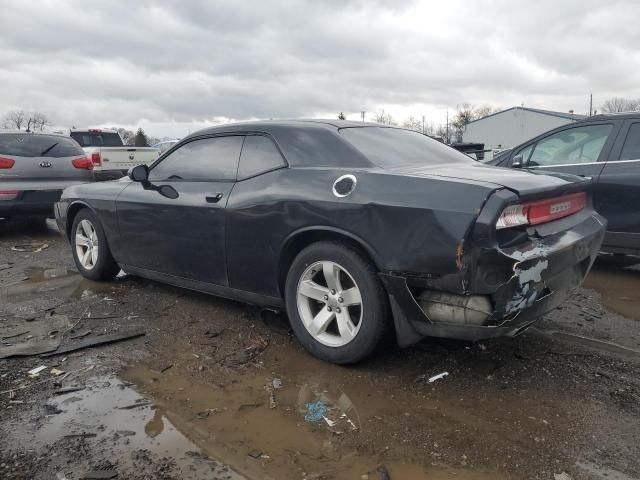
[[56, 120, 604, 364], [152, 140, 179, 155], [488, 113, 640, 256], [0, 131, 93, 219], [70, 128, 158, 181]]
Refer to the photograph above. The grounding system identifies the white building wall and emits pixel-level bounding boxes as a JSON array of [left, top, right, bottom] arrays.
[[462, 109, 577, 149]]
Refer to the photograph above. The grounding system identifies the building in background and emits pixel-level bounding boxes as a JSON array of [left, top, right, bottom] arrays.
[[463, 107, 586, 150]]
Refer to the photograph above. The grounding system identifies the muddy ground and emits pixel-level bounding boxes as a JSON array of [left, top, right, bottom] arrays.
[[1, 218, 640, 480]]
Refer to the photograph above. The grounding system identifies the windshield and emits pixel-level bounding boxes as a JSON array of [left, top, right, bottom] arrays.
[[339, 127, 473, 168], [0, 133, 84, 157], [70, 131, 123, 147]]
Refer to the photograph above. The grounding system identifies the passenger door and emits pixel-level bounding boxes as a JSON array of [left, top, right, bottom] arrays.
[[597, 120, 640, 252], [115, 135, 243, 285]]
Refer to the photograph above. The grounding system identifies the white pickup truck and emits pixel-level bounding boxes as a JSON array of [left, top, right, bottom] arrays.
[[69, 128, 159, 181]]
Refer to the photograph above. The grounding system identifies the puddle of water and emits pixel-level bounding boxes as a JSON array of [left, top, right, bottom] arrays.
[[23, 267, 76, 282], [7, 375, 244, 479], [584, 266, 640, 321], [122, 362, 510, 480]]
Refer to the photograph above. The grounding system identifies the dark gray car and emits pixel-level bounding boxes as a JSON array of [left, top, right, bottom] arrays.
[[488, 113, 640, 255], [0, 131, 94, 219]]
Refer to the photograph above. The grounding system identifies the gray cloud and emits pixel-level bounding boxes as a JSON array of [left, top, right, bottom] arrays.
[[0, 0, 639, 137]]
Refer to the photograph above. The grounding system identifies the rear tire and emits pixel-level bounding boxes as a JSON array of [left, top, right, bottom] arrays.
[[285, 241, 389, 364], [71, 209, 119, 281]]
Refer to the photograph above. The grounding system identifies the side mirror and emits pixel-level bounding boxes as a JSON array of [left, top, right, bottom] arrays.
[[512, 155, 523, 169], [128, 164, 149, 182]]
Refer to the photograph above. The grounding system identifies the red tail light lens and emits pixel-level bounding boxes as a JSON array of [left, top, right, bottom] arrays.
[[0, 190, 19, 200], [0, 157, 15, 169], [497, 192, 587, 230], [72, 156, 94, 170], [91, 152, 101, 166]]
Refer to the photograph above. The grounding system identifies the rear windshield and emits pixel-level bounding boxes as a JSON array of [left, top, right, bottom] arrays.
[[70, 131, 123, 147], [0, 133, 85, 158], [339, 127, 473, 168]]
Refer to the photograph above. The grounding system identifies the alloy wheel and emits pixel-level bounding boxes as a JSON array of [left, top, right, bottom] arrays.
[[296, 260, 363, 347], [75, 219, 99, 270]]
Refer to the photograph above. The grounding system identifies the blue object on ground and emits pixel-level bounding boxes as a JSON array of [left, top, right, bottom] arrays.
[[304, 400, 327, 422]]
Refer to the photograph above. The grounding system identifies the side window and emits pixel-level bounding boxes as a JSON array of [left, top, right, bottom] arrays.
[[620, 123, 640, 160], [514, 144, 534, 164], [527, 124, 612, 167], [238, 135, 286, 179], [149, 136, 243, 181]]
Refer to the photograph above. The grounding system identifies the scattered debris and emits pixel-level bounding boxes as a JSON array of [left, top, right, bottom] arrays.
[[54, 386, 85, 395], [118, 400, 153, 410], [267, 386, 277, 409], [304, 400, 328, 422], [69, 330, 92, 340], [247, 449, 263, 459], [64, 432, 97, 438], [42, 330, 146, 357], [0, 337, 61, 359], [28, 365, 47, 376], [50, 368, 65, 376], [376, 465, 391, 480], [11, 242, 49, 252], [272, 378, 283, 389], [115, 430, 136, 437], [554, 473, 573, 480], [428, 372, 449, 383], [44, 403, 63, 415], [160, 364, 173, 373], [1, 330, 29, 340], [82, 469, 117, 479]]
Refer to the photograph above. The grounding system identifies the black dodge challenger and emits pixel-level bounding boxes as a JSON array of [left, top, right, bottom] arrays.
[[55, 120, 606, 364]]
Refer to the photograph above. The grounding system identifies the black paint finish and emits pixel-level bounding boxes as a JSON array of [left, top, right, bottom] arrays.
[[56, 120, 606, 346]]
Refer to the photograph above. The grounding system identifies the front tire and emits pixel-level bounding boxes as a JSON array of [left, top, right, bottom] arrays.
[[285, 241, 389, 364], [71, 209, 119, 281]]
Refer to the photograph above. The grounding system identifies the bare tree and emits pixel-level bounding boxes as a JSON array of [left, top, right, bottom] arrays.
[[2, 110, 27, 130], [451, 103, 499, 141], [373, 109, 397, 126], [435, 124, 452, 144], [473, 104, 496, 119], [601, 97, 640, 113], [26, 112, 49, 132], [402, 115, 423, 133]]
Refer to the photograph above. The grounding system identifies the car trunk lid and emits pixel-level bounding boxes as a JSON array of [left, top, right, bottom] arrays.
[[389, 162, 590, 199]]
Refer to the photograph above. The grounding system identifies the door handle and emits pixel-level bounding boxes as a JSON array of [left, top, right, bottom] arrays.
[[206, 193, 224, 203]]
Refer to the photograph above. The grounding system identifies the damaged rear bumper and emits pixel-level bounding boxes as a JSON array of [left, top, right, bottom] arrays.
[[380, 209, 606, 345]]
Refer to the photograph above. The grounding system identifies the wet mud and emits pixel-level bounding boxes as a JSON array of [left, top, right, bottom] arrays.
[[2, 219, 640, 480]]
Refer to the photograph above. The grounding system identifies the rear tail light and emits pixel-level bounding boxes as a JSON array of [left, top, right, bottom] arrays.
[[0, 190, 19, 200], [496, 192, 587, 230], [72, 156, 94, 170], [0, 157, 15, 169], [91, 152, 101, 166]]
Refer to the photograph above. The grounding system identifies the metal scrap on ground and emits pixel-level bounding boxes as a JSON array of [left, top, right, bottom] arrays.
[[41, 330, 146, 357]]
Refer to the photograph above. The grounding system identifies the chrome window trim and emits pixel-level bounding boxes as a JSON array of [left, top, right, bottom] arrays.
[[530, 158, 640, 168]]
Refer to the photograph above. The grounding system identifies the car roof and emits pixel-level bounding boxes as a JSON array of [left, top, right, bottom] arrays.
[[0, 129, 71, 138], [585, 112, 640, 121], [185, 119, 385, 139]]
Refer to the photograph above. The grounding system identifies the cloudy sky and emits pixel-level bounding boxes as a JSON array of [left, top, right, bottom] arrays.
[[1, 0, 639, 138]]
